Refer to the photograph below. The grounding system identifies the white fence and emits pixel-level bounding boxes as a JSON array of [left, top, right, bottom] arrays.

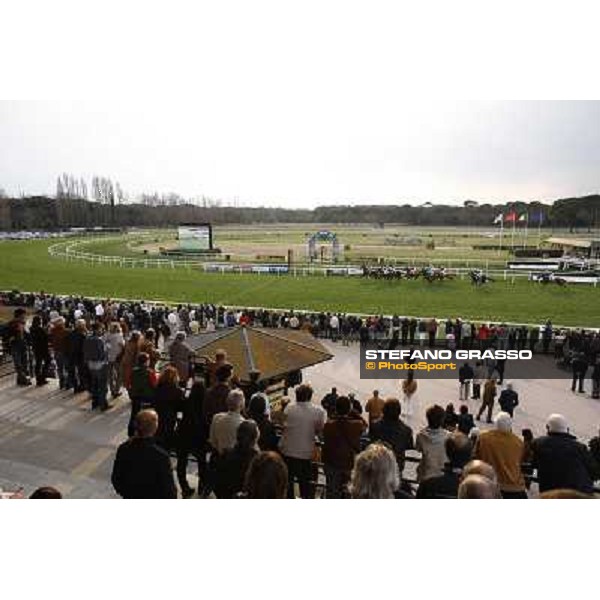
[[47, 237, 552, 281]]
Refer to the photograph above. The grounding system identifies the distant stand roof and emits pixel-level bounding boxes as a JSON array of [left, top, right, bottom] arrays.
[[546, 237, 596, 248], [185, 326, 333, 383]]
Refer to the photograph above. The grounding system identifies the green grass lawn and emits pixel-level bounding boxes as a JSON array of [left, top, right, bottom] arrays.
[[1, 239, 599, 327]]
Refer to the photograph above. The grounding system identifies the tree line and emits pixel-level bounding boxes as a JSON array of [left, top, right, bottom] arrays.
[[0, 186, 599, 231]]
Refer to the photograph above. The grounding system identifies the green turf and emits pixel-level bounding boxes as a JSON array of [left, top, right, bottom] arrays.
[[1, 239, 599, 327]]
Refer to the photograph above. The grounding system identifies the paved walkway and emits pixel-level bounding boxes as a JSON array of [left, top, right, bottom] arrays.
[[0, 340, 599, 498]]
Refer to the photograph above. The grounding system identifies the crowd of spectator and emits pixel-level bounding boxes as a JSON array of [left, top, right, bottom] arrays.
[[1, 289, 600, 499]]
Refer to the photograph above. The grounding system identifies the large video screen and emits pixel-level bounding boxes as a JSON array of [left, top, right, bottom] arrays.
[[178, 224, 212, 251]]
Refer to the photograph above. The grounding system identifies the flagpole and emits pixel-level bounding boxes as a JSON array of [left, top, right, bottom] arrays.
[[511, 216, 515, 250], [524, 213, 529, 248]]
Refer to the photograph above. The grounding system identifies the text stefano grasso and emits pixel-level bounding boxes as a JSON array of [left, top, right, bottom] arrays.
[[363, 349, 533, 361]]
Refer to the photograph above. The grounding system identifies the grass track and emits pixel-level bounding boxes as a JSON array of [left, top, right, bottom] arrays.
[[1, 239, 599, 327]]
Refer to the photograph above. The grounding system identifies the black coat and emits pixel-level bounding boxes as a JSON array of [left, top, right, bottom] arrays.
[[416, 466, 461, 499], [369, 419, 414, 473], [176, 382, 206, 451], [29, 325, 50, 357], [457, 413, 475, 436], [214, 447, 258, 499], [532, 432, 599, 495], [154, 383, 184, 451], [458, 364, 474, 383], [111, 437, 177, 499], [498, 389, 519, 415]]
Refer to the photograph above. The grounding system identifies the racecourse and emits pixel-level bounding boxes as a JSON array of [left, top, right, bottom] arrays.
[[2, 236, 599, 327]]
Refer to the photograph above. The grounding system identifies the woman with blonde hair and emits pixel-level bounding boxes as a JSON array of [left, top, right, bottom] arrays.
[[350, 443, 400, 499]]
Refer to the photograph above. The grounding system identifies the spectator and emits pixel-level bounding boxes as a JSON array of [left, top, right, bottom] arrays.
[[474, 412, 527, 498], [247, 393, 279, 452], [350, 443, 401, 499], [111, 409, 177, 499], [571, 351, 588, 394], [417, 433, 473, 499], [168, 331, 194, 387], [30, 486, 63, 499], [444, 403, 458, 431], [458, 475, 498, 499], [49, 317, 71, 390], [321, 386, 338, 419], [209, 388, 246, 455], [140, 328, 160, 369], [67, 319, 88, 393], [401, 372, 418, 417], [476, 379, 497, 423], [29, 315, 50, 386], [202, 349, 231, 386], [472, 360, 486, 399], [457, 404, 475, 436], [498, 382, 519, 417], [591, 357, 600, 399], [322, 395, 366, 498], [175, 369, 206, 498], [461, 459, 499, 491], [203, 364, 233, 431], [329, 313, 340, 342], [365, 389, 384, 427], [522, 428, 535, 489], [121, 330, 142, 392], [128, 352, 158, 437], [279, 384, 326, 499], [415, 405, 449, 483], [5, 308, 31, 386], [348, 392, 364, 417], [458, 362, 474, 402], [531, 414, 600, 495], [369, 398, 414, 477], [83, 322, 111, 411], [105, 322, 125, 398], [245, 451, 289, 499], [154, 365, 185, 451], [214, 420, 260, 498]]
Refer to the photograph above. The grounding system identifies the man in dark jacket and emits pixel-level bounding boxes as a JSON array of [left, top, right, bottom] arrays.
[[532, 414, 599, 495], [321, 387, 339, 419], [498, 382, 519, 417], [417, 432, 473, 499], [369, 398, 414, 477], [592, 357, 600, 399], [571, 352, 588, 393], [458, 362, 474, 402], [5, 308, 31, 386], [82, 322, 110, 411], [111, 409, 177, 499], [457, 404, 475, 436]]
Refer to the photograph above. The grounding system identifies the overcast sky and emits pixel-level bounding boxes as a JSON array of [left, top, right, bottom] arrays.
[[2, 100, 599, 208]]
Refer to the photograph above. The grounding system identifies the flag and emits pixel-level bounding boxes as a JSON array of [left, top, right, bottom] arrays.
[[518, 212, 528, 222], [530, 211, 544, 224], [505, 211, 517, 223], [493, 213, 503, 224]]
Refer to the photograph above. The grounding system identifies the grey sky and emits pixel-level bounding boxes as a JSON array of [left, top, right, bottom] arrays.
[[1, 100, 599, 207]]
